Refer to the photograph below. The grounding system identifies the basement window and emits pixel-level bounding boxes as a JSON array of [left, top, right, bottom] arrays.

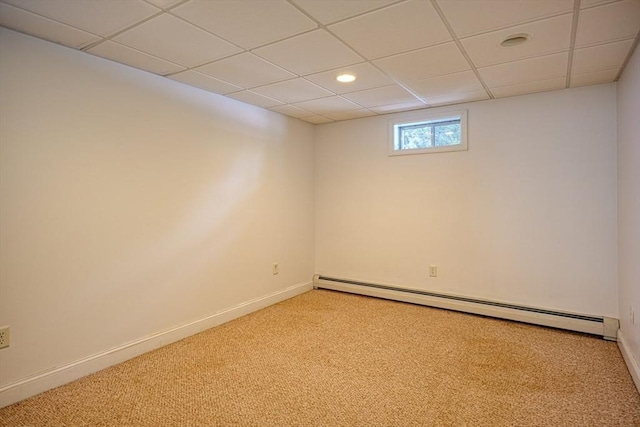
[[389, 110, 467, 156]]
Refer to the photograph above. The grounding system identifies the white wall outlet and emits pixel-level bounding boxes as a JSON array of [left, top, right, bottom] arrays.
[[0, 326, 9, 349], [273, 263, 279, 275], [429, 265, 437, 277]]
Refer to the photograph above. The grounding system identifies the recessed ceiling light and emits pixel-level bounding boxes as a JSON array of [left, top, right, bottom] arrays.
[[336, 73, 356, 83], [500, 34, 530, 48]]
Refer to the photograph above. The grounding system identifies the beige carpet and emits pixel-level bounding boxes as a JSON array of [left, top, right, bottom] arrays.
[[1, 289, 639, 426]]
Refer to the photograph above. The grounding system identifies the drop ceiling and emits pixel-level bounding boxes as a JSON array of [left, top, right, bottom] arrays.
[[1, 0, 639, 124]]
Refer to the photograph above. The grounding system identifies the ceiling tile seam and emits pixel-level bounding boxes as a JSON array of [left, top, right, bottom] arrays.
[[297, 93, 371, 111], [229, 89, 282, 103], [286, 0, 445, 67], [323, 0, 408, 26], [437, 7, 577, 40], [472, 49, 572, 71], [571, 67, 620, 77], [286, 0, 406, 27], [490, 74, 574, 91], [430, 0, 494, 100], [268, 104, 315, 117], [141, 0, 190, 12], [243, 76, 325, 92], [298, 60, 370, 75], [229, 90, 364, 113], [166, 8, 326, 54], [336, 93, 393, 111], [575, 35, 640, 50], [0, 23, 89, 52], [566, 0, 582, 88], [614, 31, 640, 81], [78, 10, 166, 52], [0, 2, 104, 46], [85, 40, 187, 76], [240, 26, 319, 52], [581, 0, 626, 10], [162, 11, 249, 51], [455, 11, 576, 40], [0, 0, 163, 37], [165, 55, 304, 90], [251, 89, 339, 106], [489, 46, 578, 70], [311, 17, 429, 108], [245, 29, 368, 77]]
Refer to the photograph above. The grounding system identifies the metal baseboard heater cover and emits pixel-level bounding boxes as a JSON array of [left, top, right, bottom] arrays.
[[313, 275, 618, 340]]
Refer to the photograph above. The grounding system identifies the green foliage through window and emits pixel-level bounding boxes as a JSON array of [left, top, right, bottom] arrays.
[[396, 119, 461, 150], [389, 110, 467, 156]]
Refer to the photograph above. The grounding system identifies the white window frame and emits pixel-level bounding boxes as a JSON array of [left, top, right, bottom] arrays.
[[389, 110, 468, 156]]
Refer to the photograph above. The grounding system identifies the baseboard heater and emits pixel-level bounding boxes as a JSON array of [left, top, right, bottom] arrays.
[[313, 275, 618, 340]]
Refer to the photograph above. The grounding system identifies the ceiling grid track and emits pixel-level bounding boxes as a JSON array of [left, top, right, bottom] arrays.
[[430, 0, 494, 100], [1, 0, 638, 122], [565, 0, 582, 88]]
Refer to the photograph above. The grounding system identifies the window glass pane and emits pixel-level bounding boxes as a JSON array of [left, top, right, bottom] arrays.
[[399, 125, 432, 149], [434, 122, 461, 147], [390, 110, 466, 156]]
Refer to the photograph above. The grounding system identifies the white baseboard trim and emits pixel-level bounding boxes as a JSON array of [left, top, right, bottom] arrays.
[[0, 281, 313, 408], [618, 329, 640, 393]]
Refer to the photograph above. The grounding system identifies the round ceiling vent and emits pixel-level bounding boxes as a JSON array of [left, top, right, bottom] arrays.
[[500, 34, 530, 47]]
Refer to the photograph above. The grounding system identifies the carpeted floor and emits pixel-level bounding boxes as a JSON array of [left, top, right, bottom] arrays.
[[1, 289, 639, 426]]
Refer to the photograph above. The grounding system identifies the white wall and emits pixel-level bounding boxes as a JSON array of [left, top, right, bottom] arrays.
[[0, 28, 314, 393], [315, 84, 618, 317], [617, 41, 640, 389]]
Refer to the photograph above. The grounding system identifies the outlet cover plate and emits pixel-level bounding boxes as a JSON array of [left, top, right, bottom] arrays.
[[0, 326, 9, 349]]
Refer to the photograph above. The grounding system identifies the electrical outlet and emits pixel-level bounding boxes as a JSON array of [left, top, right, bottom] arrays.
[[429, 265, 437, 277], [0, 326, 9, 349], [631, 307, 635, 325], [273, 263, 279, 275]]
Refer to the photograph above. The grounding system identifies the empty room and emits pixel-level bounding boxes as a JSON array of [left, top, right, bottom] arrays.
[[0, 0, 639, 425]]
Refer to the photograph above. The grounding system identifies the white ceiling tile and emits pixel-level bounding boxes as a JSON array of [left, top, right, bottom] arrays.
[[369, 100, 426, 114], [301, 115, 334, 124], [570, 69, 618, 87], [269, 104, 315, 119], [575, 0, 640, 48], [88, 41, 185, 75], [293, 96, 361, 114], [2, 0, 159, 37], [292, 0, 397, 24], [373, 42, 470, 82], [324, 109, 377, 121], [253, 29, 362, 75], [490, 77, 566, 98], [251, 78, 333, 103], [0, 3, 100, 48], [404, 70, 484, 99], [341, 84, 417, 108], [305, 62, 394, 94], [144, 0, 183, 10], [437, 0, 574, 38], [329, 1, 451, 60], [172, 0, 317, 49], [168, 70, 242, 95], [226, 90, 284, 108], [113, 14, 240, 67], [572, 39, 634, 74], [461, 14, 573, 68], [426, 90, 489, 106], [196, 53, 295, 89], [478, 52, 568, 87]]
